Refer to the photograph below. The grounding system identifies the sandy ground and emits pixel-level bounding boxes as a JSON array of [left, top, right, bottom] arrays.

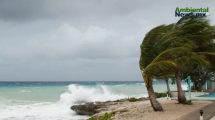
[[108, 99, 213, 120]]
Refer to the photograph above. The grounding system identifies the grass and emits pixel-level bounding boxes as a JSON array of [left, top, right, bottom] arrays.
[[88, 112, 115, 120]]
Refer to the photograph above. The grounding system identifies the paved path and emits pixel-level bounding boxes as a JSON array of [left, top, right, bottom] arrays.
[[179, 101, 215, 120], [210, 116, 215, 120]]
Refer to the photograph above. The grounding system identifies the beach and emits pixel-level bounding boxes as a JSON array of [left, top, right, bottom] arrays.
[[72, 97, 215, 120], [111, 99, 214, 120]]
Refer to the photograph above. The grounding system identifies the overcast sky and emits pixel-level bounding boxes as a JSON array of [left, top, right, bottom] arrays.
[[0, 0, 214, 81]]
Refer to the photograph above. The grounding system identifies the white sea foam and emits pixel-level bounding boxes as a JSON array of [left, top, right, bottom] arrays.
[[0, 84, 127, 120], [0, 101, 88, 120], [135, 83, 145, 85], [60, 84, 127, 105], [182, 84, 188, 90]]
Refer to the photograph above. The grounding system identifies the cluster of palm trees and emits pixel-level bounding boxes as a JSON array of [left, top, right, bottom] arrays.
[[139, 16, 215, 111]]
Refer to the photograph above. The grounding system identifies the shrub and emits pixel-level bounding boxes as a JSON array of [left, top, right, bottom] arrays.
[[128, 97, 142, 102], [155, 92, 167, 98], [185, 100, 192, 105], [88, 112, 115, 120]]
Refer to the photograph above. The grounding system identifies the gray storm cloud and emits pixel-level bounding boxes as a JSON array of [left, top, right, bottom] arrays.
[[0, 0, 214, 81]]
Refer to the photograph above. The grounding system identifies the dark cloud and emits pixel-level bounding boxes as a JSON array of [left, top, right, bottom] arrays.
[[0, 0, 148, 21]]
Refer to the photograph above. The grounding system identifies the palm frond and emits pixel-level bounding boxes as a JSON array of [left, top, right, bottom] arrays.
[[151, 47, 192, 63], [144, 61, 177, 76]]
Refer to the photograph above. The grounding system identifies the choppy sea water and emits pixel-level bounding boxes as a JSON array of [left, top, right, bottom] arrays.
[[0, 81, 187, 120]]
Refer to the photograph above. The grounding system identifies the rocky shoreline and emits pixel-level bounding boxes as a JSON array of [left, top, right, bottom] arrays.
[[71, 97, 148, 118]]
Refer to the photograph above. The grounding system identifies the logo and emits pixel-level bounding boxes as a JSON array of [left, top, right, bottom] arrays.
[[175, 7, 209, 17]]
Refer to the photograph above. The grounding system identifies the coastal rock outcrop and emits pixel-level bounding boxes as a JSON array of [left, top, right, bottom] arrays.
[[71, 103, 99, 115], [71, 97, 148, 116]]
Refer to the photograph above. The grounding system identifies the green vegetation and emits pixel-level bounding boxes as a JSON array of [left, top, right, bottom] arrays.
[[155, 92, 167, 98], [185, 100, 192, 105], [88, 112, 115, 120], [128, 97, 142, 102], [139, 16, 215, 111]]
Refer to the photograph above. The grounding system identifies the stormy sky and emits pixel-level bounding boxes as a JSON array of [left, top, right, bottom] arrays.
[[0, 0, 214, 81]]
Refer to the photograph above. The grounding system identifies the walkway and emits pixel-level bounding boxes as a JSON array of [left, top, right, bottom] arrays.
[[210, 116, 215, 120], [179, 101, 215, 120]]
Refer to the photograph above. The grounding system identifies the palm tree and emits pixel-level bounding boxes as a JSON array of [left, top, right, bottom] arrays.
[[156, 76, 173, 97], [165, 79, 171, 97], [144, 46, 209, 103], [140, 24, 175, 111], [140, 16, 215, 108], [174, 16, 215, 101]]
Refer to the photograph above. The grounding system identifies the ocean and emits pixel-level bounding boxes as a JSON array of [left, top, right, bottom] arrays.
[[0, 81, 186, 120]]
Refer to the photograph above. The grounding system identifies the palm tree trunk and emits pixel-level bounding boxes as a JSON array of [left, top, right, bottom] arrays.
[[144, 75, 163, 111], [175, 71, 186, 104], [165, 79, 171, 97]]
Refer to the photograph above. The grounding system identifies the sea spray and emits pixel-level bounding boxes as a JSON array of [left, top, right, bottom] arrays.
[[59, 84, 127, 105], [0, 84, 129, 120]]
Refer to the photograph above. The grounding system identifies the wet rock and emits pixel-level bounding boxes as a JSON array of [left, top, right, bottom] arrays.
[[71, 103, 99, 115]]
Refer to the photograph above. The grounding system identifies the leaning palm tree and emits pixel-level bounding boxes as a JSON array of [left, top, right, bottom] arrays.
[[140, 24, 175, 111], [154, 16, 215, 103], [174, 16, 215, 102], [140, 16, 215, 109], [144, 46, 209, 103]]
